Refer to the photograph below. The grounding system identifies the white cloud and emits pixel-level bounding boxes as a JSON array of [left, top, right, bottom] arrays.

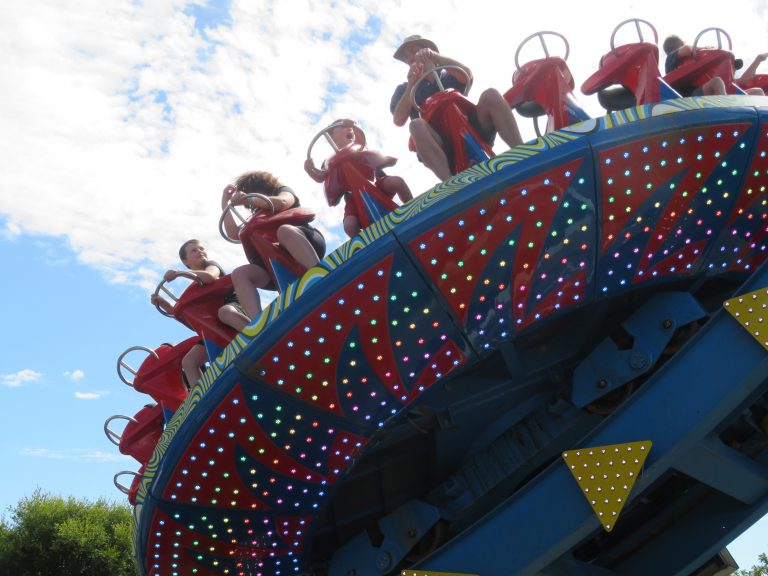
[[1, 0, 767, 286], [64, 369, 85, 381], [74, 391, 101, 400], [18, 447, 129, 462], [1, 220, 21, 240], [1, 369, 43, 387]]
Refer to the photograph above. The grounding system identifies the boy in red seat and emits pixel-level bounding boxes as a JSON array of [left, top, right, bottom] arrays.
[[151, 239, 248, 388], [663, 35, 728, 96], [303, 118, 413, 237]]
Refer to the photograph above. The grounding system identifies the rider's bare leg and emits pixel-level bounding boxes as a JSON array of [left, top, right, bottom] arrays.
[[277, 225, 320, 269], [231, 263, 269, 319], [343, 215, 361, 238], [702, 77, 726, 96], [218, 304, 250, 332], [380, 175, 413, 203], [181, 344, 208, 391], [476, 88, 523, 149], [409, 118, 452, 181]]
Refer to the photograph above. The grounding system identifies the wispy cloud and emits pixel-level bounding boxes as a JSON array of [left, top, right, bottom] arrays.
[[18, 448, 129, 463], [1, 369, 43, 387], [74, 391, 103, 400], [64, 369, 85, 381], [1, 220, 21, 240]]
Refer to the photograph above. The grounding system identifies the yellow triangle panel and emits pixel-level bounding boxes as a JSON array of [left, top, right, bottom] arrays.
[[402, 572, 479, 576], [562, 440, 652, 532], [724, 288, 768, 351]]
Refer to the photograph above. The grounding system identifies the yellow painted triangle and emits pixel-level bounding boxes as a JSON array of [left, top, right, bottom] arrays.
[[562, 440, 652, 532], [724, 288, 768, 351], [401, 572, 479, 576]]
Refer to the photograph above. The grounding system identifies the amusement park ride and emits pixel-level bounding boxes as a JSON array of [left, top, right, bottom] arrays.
[[106, 20, 768, 576]]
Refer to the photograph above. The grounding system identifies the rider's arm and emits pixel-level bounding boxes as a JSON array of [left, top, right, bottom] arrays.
[[188, 264, 221, 285], [163, 265, 221, 285], [737, 53, 767, 84], [304, 158, 327, 183], [150, 293, 175, 315], [221, 184, 240, 239], [676, 45, 693, 59], [265, 190, 296, 213], [429, 52, 473, 84], [392, 81, 415, 127], [236, 189, 295, 213]]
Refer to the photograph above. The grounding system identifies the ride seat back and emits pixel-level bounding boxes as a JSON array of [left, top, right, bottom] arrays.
[[582, 43, 662, 110], [132, 337, 199, 412], [663, 48, 740, 94], [505, 57, 583, 132], [172, 275, 239, 350], [239, 208, 317, 292], [116, 403, 164, 464], [325, 148, 399, 229], [114, 464, 146, 505], [420, 89, 495, 175]]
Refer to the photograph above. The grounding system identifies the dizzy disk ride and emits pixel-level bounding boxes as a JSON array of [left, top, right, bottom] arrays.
[[107, 20, 768, 576]]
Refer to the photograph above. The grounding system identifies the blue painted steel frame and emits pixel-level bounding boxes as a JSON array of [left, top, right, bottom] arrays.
[[415, 262, 768, 575]]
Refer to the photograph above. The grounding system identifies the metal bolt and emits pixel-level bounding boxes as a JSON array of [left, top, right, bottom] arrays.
[[662, 319, 673, 330], [407, 528, 417, 538], [347, 570, 356, 576], [629, 351, 649, 371], [375, 552, 392, 571], [597, 379, 608, 389]]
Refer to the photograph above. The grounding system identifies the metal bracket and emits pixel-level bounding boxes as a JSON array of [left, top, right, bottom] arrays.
[[329, 501, 441, 576], [572, 292, 706, 407]]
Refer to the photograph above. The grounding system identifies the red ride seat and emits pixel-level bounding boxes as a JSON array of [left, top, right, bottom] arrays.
[[582, 43, 662, 109], [663, 47, 741, 95], [505, 57, 577, 132], [130, 337, 200, 412], [114, 464, 146, 505], [420, 89, 494, 175], [106, 403, 164, 465], [172, 274, 238, 350], [738, 73, 768, 93], [239, 207, 317, 292], [324, 146, 399, 229]]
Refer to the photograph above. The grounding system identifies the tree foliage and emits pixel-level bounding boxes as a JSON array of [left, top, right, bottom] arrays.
[[738, 553, 768, 576], [0, 490, 136, 576]]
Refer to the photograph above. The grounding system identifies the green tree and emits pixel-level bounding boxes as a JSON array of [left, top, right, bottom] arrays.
[[0, 490, 136, 576], [738, 553, 768, 576]]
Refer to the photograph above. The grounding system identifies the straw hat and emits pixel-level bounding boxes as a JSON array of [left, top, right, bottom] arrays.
[[393, 35, 439, 62]]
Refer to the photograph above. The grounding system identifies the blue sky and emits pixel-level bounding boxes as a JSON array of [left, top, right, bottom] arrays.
[[1, 0, 767, 570]]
